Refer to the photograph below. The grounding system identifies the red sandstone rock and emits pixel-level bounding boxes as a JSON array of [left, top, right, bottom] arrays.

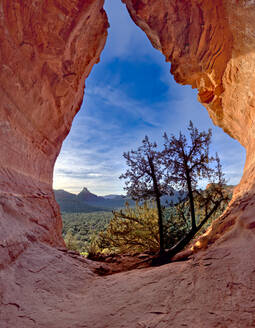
[[1, 238, 255, 327], [1, 0, 255, 327], [0, 0, 108, 269]]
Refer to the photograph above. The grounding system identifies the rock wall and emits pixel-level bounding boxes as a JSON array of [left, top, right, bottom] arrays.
[[0, 0, 108, 268]]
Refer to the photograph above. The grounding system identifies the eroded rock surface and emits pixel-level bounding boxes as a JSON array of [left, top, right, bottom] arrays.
[[1, 0, 255, 327], [2, 237, 255, 327], [0, 0, 108, 269], [123, 0, 255, 149]]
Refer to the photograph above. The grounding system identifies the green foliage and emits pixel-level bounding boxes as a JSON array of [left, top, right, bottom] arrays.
[[117, 121, 229, 257], [62, 185, 232, 255], [92, 195, 230, 256], [163, 206, 190, 249], [163, 184, 232, 249], [120, 135, 170, 253], [87, 234, 102, 258], [96, 202, 160, 254], [61, 121, 233, 257], [163, 121, 227, 233], [62, 211, 113, 253], [192, 184, 232, 236], [64, 230, 81, 252]]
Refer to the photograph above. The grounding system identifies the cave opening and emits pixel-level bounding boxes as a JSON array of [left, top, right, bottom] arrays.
[[3, 2, 255, 326], [53, 0, 245, 254]]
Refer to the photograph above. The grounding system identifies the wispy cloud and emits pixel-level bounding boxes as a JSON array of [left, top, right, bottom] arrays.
[[54, 72, 246, 194]]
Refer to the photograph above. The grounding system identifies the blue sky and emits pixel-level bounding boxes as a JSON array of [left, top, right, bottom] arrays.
[[53, 0, 246, 195]]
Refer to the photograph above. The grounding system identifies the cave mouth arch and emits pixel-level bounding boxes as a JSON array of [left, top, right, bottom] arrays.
[[0, 0, 252, 265], [2, 1, 255, 326], [53, 0, 245, 254]]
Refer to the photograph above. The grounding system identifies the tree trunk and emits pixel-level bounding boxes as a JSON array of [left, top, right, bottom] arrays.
[[148, 157, 164, 254], [155, 193, 164, 254], [152, 201, 220, 266], [186, 170, 196, 231]]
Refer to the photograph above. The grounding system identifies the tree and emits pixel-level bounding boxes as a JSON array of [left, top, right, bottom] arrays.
[[160, 121, 230, 260], [96, 202, 160, 254], [120, 136, 170, 254], [116, 122, 229, 263], [64, 230, 80, 252]]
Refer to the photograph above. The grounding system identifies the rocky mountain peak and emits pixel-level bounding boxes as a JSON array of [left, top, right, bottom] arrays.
[[81, 187, 92, 194], [77, 187, 99, 201]]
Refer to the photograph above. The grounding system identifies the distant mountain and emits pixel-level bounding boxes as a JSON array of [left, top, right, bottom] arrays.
[[76, 188, 134, 209], [77, 187, 100, 202], [54, 187, 183, 213], [55, 184, 234, 213], [54, 188, 135, 213], [54, 189, 107, 213]]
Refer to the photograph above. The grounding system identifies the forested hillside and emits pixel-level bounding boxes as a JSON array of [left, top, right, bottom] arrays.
[[62, 211, 113, 252]]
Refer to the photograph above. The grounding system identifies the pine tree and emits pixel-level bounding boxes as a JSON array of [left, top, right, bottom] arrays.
[[120, 136, 171, 254], [96, 202, 160, 254], [159, 121, 230, 261]]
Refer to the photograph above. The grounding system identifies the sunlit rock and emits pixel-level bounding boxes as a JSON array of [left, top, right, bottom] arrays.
[[0, 0, 108, 268]]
